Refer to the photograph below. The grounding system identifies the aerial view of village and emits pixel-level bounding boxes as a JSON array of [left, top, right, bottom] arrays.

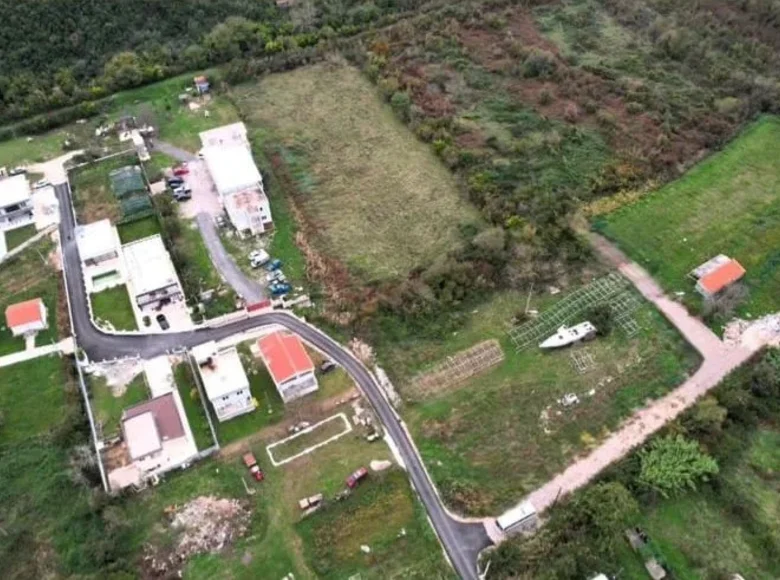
[[1, 1, 779, 579]]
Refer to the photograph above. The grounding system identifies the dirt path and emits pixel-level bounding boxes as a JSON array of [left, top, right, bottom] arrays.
[[218, 387, 358, 459], [496, 234, 766, 525]]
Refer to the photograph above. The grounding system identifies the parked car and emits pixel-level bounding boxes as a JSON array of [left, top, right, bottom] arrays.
[[249, 249, 270, 268], [172, 186, 192, 201], [214, 214, 227, 228], [265, 258, 283, 272], [298, 493, 323, 510], [319, 360, 337, 374], [9, 167, 26, 176], [172, 163, 189, 176], [266, 269, 286, 283], [156, 313, 169, 330], [345, 467, 368, 489], [33, 179, 51, 189], [166, 176, 184, 187], [243, 453, 264, 482], [269, 282, 292, 296]]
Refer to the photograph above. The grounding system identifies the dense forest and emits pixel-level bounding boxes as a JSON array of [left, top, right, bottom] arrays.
[[0, 0, 428, 124]]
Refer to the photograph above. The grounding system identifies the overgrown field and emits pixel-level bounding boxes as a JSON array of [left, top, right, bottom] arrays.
[[234, 61, 479, 282], [384, 286, 699, 515], [597, 116, 780, 320], [70, 153, 139, 223], [492, 350, 780, 580], [0, 238, 61, 354]]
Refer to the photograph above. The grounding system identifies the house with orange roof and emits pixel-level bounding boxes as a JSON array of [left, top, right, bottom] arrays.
[[255, 331, 318, 403], [5, 298, 47, 336], [691, 255, 746, 298]]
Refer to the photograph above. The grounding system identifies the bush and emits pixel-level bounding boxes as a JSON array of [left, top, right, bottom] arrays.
[[638, 434, 719, 498], [523, 49, 557, 79], [586, 303, 614, 336]]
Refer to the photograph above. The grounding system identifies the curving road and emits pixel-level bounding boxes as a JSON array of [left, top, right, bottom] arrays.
[[56, 183, 491, 578]]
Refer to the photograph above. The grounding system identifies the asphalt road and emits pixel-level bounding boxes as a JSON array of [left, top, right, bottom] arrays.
[[55, 183, 491, 578]]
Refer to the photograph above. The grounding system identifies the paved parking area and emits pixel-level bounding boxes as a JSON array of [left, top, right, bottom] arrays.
[[177, 160, 223, 219]]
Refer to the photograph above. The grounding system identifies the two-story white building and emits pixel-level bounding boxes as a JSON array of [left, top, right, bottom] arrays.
[[76, 219, 125, 293], [200, 123, 273, 236], [256, 331, 318, 403], [0, 174, 34, 232], [192, 341, 255, 422]]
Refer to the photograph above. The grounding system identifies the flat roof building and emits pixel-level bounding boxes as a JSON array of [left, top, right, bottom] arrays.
[[199, 122, 248, 149], [76, 220, 125, 293], [202, 145, 263, 197], [122, 235, 184, 311], [0, 174, 33, 231], [192, 341, 255, 422]]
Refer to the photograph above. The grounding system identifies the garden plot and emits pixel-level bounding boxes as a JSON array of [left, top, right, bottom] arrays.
[[409, 339, 505, 399], [266, 413, 353, 466], [509, 272, 641, 351]]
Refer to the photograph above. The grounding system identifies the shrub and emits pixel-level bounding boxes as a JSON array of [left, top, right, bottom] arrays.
[[538, 89, 554, 106], [390, 91, 412, 121], [523, 49, 557, 79], [638, 434, 719, 498], [586, 303, 614, 336]]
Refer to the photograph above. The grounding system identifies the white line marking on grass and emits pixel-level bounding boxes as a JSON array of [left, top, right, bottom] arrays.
[[266, 413, 352, 467]]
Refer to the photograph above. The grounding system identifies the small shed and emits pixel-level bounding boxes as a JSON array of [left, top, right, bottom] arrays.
[[691, 257, 746, 297], [194, 75, 210, 95]]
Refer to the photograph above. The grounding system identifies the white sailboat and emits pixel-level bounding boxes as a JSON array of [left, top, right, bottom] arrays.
[[539, 321, 597, 349]]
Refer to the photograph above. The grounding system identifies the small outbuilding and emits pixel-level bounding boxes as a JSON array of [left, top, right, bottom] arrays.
[[690, 256, 746, 297], [5, 298, 47, 336], [194, 75, 210, 95]]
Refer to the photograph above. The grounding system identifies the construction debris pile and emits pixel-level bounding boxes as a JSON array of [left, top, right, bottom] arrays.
[[724, 314, 780, 349], [143, 496, 251, 577]]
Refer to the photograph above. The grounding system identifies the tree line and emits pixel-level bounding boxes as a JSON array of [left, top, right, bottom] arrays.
[[0, 0, 430, 127]]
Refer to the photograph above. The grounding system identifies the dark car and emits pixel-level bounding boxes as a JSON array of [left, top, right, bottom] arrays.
[[319, 360, 337, 374], [166, 177, 184, 187], [156, 313, 169, 330]]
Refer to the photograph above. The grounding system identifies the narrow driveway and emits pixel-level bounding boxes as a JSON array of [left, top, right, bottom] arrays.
[[54, 181, 490, 579], [152, 140, 265, 303], [197, 212, 264, 302]]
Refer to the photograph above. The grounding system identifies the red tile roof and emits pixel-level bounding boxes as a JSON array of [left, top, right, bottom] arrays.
[[123, 393, 185, 440], [257, 331, 314, 385], [698, 259, 746, 294], [5, 298, 45, 328]]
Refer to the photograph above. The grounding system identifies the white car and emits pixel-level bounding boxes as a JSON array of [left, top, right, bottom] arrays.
[[33, 179, 51, 189], [266, 269, 286, 283], [249, 250, 270, 268]]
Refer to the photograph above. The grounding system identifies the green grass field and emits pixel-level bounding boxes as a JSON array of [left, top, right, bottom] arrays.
[[234, 61, 480, 282], [117, 215, 161, 243], [174, 363, 216, 451], [70, 153, 138, 223], [90, 285, 136, 331], [383, 287, 699, 515], [0, 238, 60, 354], [270, 415, 350, 464], [0, 355, 68, 444], [4, 224, 38, 251], [88, 373, 148, 438], [598, 116, 780, 319]]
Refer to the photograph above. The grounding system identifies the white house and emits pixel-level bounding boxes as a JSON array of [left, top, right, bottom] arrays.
[[192, 341, 255, 422], [200, 123, 273, 236], [256, 331, 318, 403], [199, 122, 249, 149], [122, 235, 184, 311], [31, 185, 60, 230], [76, 219, 125, 293], [0, 174, 34, 231], [4, 298, 47, 337]]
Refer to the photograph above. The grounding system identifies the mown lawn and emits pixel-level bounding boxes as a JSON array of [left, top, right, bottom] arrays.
[[0, 238, 60, 355], [387, 286, 699, 515], [234, 61, 480, 282], [117, 215, 161, 243], [174, 363, 216, 451], [90, 285, 136, 331], [88, 373, 148, 438], [5, 224, 37, 251], [597, 116, 780, 319], [0, 355, 68, 444]]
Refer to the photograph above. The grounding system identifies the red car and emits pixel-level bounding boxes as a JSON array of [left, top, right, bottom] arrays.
[[345, 467, 368, 489], [243, 453, 264, 482], [172, 163, 189, 176]]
